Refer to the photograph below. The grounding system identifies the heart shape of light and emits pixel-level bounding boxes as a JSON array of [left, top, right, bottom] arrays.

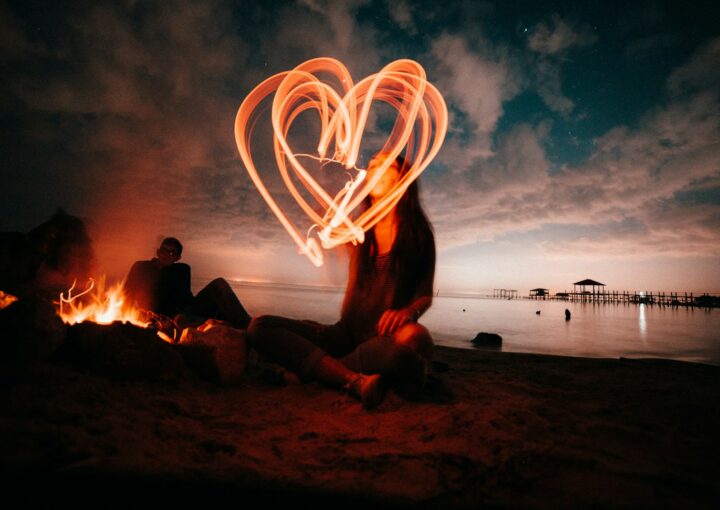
[[234, 58, 448, 266]]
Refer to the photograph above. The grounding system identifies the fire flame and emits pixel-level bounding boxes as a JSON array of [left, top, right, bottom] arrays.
[[57, 277, 151, 329], [0, 290, 19, 310], [235, 58, 448, 266]]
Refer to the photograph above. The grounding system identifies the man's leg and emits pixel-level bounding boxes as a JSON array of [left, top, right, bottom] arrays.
[[246, 315, 328, 378], [193, 278, 252, 329]]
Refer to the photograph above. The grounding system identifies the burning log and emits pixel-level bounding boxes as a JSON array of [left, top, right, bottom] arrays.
[[0, 294, 66, 364], [55, 321, 184, 381]]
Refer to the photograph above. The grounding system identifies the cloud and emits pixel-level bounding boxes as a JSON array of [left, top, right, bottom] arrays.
[[1, 0, 387, 275], [430, 33, 521, 162], [425, 121, 552, 245], [1, 1, 261, 273], [534, 59, 574, 115], [0, 4, 50, 62], [666, 37, 720, 94], [388, 0, 416, 35], [426, 36, 720, 259], [2, 1, 718, 288], [524, 15, 598, 116], [527, 15, 598, 56], [625, 33, 681, 59], [287, 0, 378, 75]]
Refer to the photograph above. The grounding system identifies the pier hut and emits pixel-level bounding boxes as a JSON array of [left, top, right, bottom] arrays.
[[573, 279, 605, 302], [529, 288, 549, 299]]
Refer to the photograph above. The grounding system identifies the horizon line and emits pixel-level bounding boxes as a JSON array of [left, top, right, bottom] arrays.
[[191, 276, 720, 296]]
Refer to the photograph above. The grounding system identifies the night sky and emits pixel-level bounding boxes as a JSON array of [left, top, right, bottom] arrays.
[[2, 0, 719, 294]]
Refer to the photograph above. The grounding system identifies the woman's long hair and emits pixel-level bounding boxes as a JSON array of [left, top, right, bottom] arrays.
[[354, 154, 435, 308]]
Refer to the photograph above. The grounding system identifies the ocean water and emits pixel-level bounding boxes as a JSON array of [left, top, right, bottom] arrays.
[[194, 280, 720, 366]]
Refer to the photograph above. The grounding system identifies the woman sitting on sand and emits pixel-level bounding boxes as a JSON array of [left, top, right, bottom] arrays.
[[247, 152, 436, 408]]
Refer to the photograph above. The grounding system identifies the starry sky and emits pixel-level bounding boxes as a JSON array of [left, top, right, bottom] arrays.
[[2, 0, 719, 294]]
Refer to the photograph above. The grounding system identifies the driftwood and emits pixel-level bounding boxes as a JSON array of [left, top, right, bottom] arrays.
[[55, 322, 184, 381]]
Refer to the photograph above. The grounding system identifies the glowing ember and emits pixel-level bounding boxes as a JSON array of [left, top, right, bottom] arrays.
[[57, 277, 151, 329], [0, 290, 19, 310], [235, 58, 448, 266]]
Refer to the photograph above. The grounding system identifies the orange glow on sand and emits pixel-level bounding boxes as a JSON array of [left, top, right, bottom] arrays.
[[57, 277, 173, 343], [235, 58, 448, 266]]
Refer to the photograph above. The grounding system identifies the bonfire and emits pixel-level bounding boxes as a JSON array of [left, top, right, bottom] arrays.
[[56, 277, 175, 343]]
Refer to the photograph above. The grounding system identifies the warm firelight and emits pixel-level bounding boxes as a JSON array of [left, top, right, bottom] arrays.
[[56, 278, 176, 343], [0, 290, 19, 310], [58, 277, 149, 327]]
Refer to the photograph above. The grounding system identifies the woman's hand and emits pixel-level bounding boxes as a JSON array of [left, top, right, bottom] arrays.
[[377, 307, 417, 336]]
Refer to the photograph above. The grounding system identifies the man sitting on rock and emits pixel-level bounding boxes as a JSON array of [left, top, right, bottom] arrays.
[[124, 237, 251, 331]]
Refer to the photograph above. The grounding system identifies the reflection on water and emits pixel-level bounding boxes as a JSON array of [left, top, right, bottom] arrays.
[[199, 279, 720, 366], [638, 304, 647, 337]]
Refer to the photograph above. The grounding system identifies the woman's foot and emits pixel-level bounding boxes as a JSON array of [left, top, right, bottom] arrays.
[[310, 355, 385, 409], [346, 373, 385, 409]]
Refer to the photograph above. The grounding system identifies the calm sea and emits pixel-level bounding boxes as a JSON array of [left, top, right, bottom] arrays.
[[194, 279, 720, 366]]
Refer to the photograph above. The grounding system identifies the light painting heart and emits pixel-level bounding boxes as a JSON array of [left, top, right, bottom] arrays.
[[234, 58, 448, 266]]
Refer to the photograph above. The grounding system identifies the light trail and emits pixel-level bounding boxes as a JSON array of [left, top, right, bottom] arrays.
[[234, 58, 448, 266]]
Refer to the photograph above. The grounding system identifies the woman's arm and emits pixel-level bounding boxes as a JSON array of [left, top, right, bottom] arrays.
[[407, 294, 433, 320], [377, 294, 432, 336], [377, 230, 435, 336]]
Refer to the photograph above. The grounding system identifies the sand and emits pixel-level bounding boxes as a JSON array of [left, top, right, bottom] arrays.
[[2, 345, 719, 509]]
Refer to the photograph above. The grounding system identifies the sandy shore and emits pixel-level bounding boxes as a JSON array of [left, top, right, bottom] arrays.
[[2, 345, 719, 509]]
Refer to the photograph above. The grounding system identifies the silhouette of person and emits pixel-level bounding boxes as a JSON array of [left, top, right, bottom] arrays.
[[565, 308, 571, 321], [0, 210, 96, 299], [124, 237, 251, 330]]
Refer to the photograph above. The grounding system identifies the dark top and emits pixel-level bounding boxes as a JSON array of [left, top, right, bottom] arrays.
[[124, 259, 194, 317], [339, 236, 435, 344]]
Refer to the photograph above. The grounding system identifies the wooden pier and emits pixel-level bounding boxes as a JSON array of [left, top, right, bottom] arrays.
[[493, 289, 519, 299], [527, 289, 719, 308], [523, 278, 719, 308]]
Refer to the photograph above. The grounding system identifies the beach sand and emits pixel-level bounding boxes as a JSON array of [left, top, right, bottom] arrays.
[[2, 345, 719, 509]]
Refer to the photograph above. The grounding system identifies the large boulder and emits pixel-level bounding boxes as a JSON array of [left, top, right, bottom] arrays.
[[0, 295, 66, 364], [56, 322, 184, 381], [175, 320, 247, 385], [471, 332, 503, 348]]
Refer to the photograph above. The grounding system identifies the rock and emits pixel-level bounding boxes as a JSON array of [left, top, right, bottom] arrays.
[[0, 295, 67, 364], [56, 322, 184, 381], [175, 320, 247, 385], [471, 332, 503, 348]]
